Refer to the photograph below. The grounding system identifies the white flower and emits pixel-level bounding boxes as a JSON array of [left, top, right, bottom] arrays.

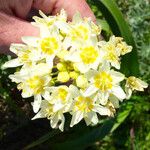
[[9, 63, 51, 112], [45, 85, 73, 112], [65, 45, 102, 73], [2, 44, 40, 69], [70, 87, 110, 127], [32, 99, 65, 131], [84, 62, 126, 105], [116, 41, 132, 55], [98, 40, 121, 69], [125, 76, 148, 99], [32, 85, 76, 131], [109, 35, 132, 55], [32, 9, 67, 29], [22, 33, 62, 68], [62, 13, 100, 49]]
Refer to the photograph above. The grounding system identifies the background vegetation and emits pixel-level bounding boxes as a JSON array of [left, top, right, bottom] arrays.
[[0, 0, 149, 149]]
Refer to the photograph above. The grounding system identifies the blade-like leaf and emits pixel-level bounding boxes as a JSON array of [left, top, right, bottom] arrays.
[[23, 130, 61, 150], [53, 119, 114, 150]]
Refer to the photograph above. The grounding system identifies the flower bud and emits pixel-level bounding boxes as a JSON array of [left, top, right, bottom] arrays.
[[57, 71, 70, 82], [76, 75, 88, 89]]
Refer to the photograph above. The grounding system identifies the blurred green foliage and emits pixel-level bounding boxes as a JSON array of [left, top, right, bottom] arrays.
[[116, 0, 150, 82], [0, 0, 150, 150]]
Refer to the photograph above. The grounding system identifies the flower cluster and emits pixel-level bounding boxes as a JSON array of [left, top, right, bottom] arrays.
[[2, 10, 148, 131]]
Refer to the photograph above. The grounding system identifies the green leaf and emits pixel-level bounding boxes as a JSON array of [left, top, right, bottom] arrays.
[[97, 19, 111, 34], [53, 119, 114, 150], [111, 102, 133, 132], [93, 0, 139, 76], [23, 130, 61, 150]]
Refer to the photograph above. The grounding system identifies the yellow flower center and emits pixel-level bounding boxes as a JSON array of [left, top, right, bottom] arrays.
[[41, 37, 59, 55], [20, 53, 29, 62], [71, 25, 89, 40], [104, 44, 119, 62], [58, 88, 68, 103], [19, 50, 31, 63], [80, 46, 98, 64], [94, 72, 113, 91], [75, 96, 94, 113], [106, 52, 119, 62], [27, 75, 45, 94]]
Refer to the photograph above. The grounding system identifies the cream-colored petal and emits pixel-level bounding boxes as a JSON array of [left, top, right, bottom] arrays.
[[22, 36, 39, 47], [83, 85, 98, 97], [32, 110, 46, 120], [2, 58, 22, 69], [137, 78, 148, 88], [93, 105, 110, 116], [70, 111, 83, 127], [109, 95, 120, 108], [72, 12, 82, 23], [125, 87, 132, 99], [51, 113, 59, 129], [111, 70, 125, 83], [33, 95, 42, 113], [98, 92, 109, 105], [68, 85, 80, 98], [111, 86, 126, 100], [58, 114, 65, 132], [9, 74, 25, 83]]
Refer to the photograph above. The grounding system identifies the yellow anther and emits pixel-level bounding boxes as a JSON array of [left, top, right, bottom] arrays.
[[94, 72, 113, 91], [75, 96, 93, 113], [41, 37, 58, 55], [27, 75, 44, 94], [80, 46, 98, 64], [58, 88, 68, 102]]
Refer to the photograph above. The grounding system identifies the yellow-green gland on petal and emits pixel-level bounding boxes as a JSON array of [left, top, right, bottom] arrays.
[[26, 75, 44, 94], [126, 76, 148, 91], [76, 75, 88, 89], [75, 96, 94, 113], [117, 42, 132, 55], [57, 71, 70, 82]]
